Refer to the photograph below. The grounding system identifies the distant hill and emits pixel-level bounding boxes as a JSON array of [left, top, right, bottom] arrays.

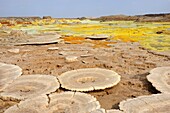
[[0, 16, 41, 20], [0, 13, 170, 22], [92, 13, 170, 22]]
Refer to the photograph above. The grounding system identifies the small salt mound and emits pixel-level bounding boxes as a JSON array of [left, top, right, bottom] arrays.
[[65, 56, 78, 62], [8, 49, 20, 53], [86, 35, 109, 40], [80, 54, 93, 58], [47, 47, 59, 50]]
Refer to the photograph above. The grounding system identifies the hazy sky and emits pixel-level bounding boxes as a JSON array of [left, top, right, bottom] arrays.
[[0, 0, 170, 17]]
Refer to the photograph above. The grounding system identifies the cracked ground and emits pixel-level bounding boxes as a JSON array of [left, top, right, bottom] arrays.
[[0, 41, 170, 112]]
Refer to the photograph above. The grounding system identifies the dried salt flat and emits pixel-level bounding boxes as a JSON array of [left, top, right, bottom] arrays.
[[86, 35, 109, 40], [4, 95, 49, 113], [0, 74, 60, 100], [14, 34, 62, 45], [119, 94, 170, 113], [48, 92, 101, 113], [147, 67, 170, 93], [0, 62, 22, 91], [5, 92, 101, 113], [58, 68, 121, 91]]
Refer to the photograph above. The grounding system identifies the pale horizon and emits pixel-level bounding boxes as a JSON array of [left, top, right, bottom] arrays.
[[0, 0, 170, 18]]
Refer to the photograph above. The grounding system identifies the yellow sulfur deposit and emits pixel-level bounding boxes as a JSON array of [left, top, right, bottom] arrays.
[[1, 18, 170, 51]]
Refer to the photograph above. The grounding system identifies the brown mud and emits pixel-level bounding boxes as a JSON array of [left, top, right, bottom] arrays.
[[0, 41, 170, 112]]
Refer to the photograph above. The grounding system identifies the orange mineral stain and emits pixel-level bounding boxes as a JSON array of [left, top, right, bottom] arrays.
[[63, 36, 86, 44]]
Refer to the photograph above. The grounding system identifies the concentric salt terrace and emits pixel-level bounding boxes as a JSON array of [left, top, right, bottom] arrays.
[[5, 92, 101, 113], [4, 95, 49, 113], [119, 94, 170, 113], [58, 68, 121, 91], [0, 74, 60, 100], [147, 66, 170, 93], [0, 62, 22, 91], [15, 34, 62, 45], [48, 92, 101, 113]]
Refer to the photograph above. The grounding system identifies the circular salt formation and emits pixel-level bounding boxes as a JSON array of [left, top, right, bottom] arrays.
[[119, 94, 170, 113], [147, 67, 170, 93], [48, 92, 101, 113], [0, 74, 60, 100], [0, 62, 22, 91], [58, 68, 121, 91], [15, 34, 61, 45], [4, 96, 48, 113]]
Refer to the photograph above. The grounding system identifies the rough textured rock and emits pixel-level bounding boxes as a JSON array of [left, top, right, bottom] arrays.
[[1, 74, 60, 100], [43, 16, 52, 19], [0, 62, 22, 91], [119, 94, 170, 113], [147, 67, 170, 93], [58, 68, 121, 91]]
